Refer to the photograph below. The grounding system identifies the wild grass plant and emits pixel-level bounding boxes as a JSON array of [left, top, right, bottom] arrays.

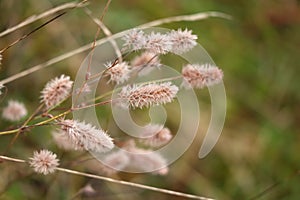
[[1, 1, 299, 200]]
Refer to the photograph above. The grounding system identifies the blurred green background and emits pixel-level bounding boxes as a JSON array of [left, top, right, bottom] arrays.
[[0, 0, 300, 199]]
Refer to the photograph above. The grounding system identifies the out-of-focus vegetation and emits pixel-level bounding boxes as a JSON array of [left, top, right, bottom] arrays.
[[0, 0, 299, 199]]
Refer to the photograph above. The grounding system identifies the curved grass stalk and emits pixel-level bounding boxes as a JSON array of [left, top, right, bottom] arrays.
[[83, 7, 122, 62], [57, 167, 214, 200], [0, 0, 88, 38], [138, 11, 232, 28], [0, 155, 215, 200]]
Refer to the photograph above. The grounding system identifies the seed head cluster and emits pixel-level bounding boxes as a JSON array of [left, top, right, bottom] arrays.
[[29, 149, 59, 175], [122, 28, 146, 51], [51, 129, 83, 151], [131, 52, 160, 68], [169, 28, 198, 54], [105, 61, 131, 84], [138, 124, 164, 138], [182, 63, 223, 89], [131, 52, 161, 76], [144, 32, 172, 54], [122, 28, 197, 55], [60, 119, 114, 153], [102, 140, 169, 175], [101, 150, 130, 175], [0, 26, 225, 180], [118, 82, 179, 109], [2, 100, 27, 121], [124, 142, 169, 175], [140, 127, 173, 148], [41, 75, 73, 109]]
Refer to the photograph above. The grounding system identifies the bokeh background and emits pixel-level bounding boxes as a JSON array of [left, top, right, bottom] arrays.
[[0, 0, 300, 199]]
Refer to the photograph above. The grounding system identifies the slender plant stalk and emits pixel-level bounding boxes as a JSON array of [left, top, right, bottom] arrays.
[[57, 167, 214, 200], [0, 155, 26, 163], [0, 0, 88, 38], [0, 110, 70, 136], [138, 11, 232, 28], [0, 12, 65, 53], [0, 0, 88, 54], [85, 0, 112, 81], [72, 99, 112, 111], [83, 7, 122, 62], [0, 155, 215, 200]]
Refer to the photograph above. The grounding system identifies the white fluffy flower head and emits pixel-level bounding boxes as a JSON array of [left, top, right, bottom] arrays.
[[140, 127, 173, 147], [169, 28, 198, 54], [60, 120, 114, 153], [182, 63, 223, 89], [101, 150, 130, 175], [2, 100, 27, 121], [29, 149, 59, 175], [131, 52, 160, 68], [51, 129, 83, 151], [144, 32, 172, 55], [122, 29, 146, 51], [41, 74, 73, 109], [105, 61, 131, 84], [131, 52, 161, 76], [125, 145, 169, 175], [118, 82, 179, 109], [138, 124, 164, 138]]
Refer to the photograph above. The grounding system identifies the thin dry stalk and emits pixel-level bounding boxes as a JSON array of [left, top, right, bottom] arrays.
[[138, 11, 232, 28], [83, 7, 122, 62], [0, 155, 26, 163], [0, 155, 215, 200], [0, 0, 88, 38], [0, 12, 66, 53], [85, 0, 112, 80], [0, 109, 70, 136], [57, 167, 214, 200]]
